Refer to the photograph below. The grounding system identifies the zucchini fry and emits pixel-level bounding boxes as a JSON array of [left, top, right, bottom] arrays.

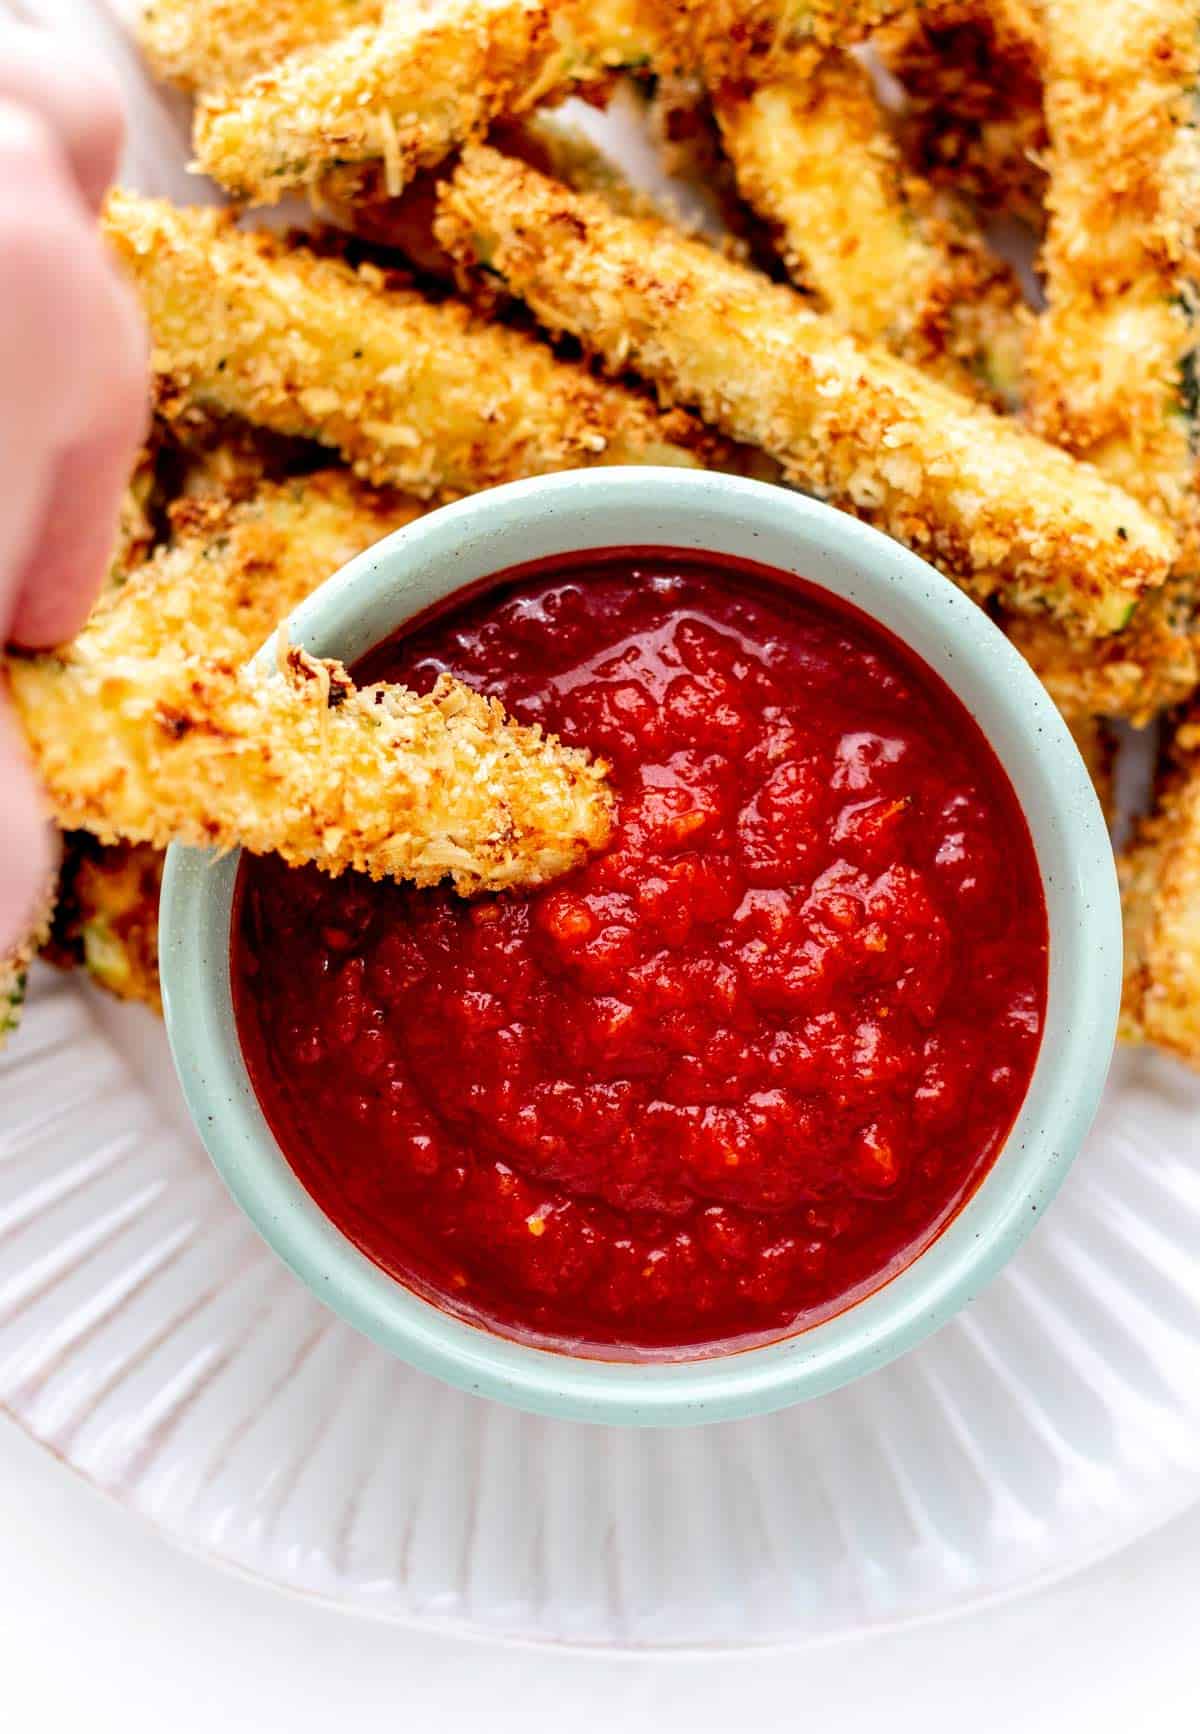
[[875, 0, 1047, 231], [1028, 0, 1200, 542], [1019, 0, 1200, 722], [139, 0, 377, 93], [81, 469, 426, 665], [190, 0, 905, 206], [1007, 582, 1199, 725], [0, 869, 56, 1044], [40, 467, 426, 1016], [46, 836, 164, 1014], [8, 459, 611, 892], [714, 51, 1027, 406], [1120, 709, 1200, 1065], [103, 190, 723, 496], [9, 646, 612, 896], [436, 145, 1173, 635]]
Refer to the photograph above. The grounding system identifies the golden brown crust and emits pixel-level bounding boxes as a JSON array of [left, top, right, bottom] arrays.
[[0, 865, 57, 1046], [1006, 582, 1199, 725], [45, 836, 164, 1014], [187, 0, 907, 206], [103, 190, 723, 497], [85, 469, 426, 666], [10, 644, 613, 895], [875, 0, 1048, 229], [713, 51, 1028, 407], [1120, 708, 1200, 1064], [1017, 0, 1200, 728], [9, 462, 614, 894], [1027, 0, 1200, 551], [437, 145, 1173, 635], [138, 0, 376, 93]]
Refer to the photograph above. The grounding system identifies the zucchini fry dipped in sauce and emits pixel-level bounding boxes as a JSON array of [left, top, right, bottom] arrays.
[[713, 50, 1027, 407], [875, 0, 1047, 231], [40, 469, 426, 1016], [6, 466, 614, 894], [1121, 708, 1200, 1066], [185, 0, 906, 206], [1021, 0, 1200, 720], [102, 191, 724, 496], [436, 145, 1172, 636]]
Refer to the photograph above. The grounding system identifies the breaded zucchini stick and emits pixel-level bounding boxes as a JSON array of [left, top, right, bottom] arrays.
[[1019, 0, 1200, 721], [330, 105, 670, 278], [1120, 709, 1200, 1065], [139, 0, 377, 93], [0, 870, 56, 1043], [190, 0, 905, 206], [8, 460, 611, 891], [103, 190, 722, 495], [9, 645, 612, 895], [38, 467, 424, 1016], [436, 146, 1173, 635], [875, 0, 1047, 231], [86, 469, 426, 665], [45, 836, 164, 1014], [1028, 0, 1200, 544], [1007, 582, 1198, 725], [713, 52, 1026, 407]]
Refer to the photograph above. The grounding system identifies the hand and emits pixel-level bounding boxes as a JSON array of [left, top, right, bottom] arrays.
[[0, 23, 149, 954]]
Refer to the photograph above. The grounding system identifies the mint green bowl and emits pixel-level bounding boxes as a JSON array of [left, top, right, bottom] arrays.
[[159, 469, 1121, 1426]]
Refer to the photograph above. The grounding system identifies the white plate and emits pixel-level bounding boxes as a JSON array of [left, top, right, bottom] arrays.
[[3, 968, 1199, 1648], [4, 0, 1200, 1652]]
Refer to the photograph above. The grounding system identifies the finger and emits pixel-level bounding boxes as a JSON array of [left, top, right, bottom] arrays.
[[0, 707, 55, 960], [8, 272, 149, 647], [0, 21, 124, 213], [0, 104, 137, 443], [9, 414, 148, 647]]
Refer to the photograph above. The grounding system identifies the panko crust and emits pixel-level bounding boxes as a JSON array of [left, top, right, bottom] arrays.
[[9, 455, 613, 893], [436, 145, 1173, 636], [0, 867, 57, 1047], [876, 0, 1047, 229], [1120, 710, 1200, 1065], [138, 0, 377, 93], [10, 644, 613, 895], [45, 836, 165, 1014], [1006, 583, 1200, 725], [103, 190, 723, 497], [713, 51, 1027, 407], [1028, 0, 1200, 551], [186, 0, 908, 206], [83, 469, 426, 666]]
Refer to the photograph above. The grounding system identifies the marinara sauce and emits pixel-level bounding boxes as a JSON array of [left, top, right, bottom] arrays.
[[232, 551, 1048, 1355]]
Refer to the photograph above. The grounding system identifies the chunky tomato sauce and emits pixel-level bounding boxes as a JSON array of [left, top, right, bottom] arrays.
[[232, 551, 1048, 1355]]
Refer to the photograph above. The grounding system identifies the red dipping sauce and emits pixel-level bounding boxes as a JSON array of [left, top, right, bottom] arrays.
[[232, 551, 1048, 1356]]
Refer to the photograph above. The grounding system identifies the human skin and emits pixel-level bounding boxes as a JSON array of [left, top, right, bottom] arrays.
[[0, 24, 149, 956]]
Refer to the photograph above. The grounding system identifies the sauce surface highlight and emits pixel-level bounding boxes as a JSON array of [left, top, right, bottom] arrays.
[[232, 550, 1048, 1354]]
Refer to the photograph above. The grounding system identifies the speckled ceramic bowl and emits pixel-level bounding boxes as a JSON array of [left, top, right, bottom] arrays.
[[159, 468, 1121, 1426]]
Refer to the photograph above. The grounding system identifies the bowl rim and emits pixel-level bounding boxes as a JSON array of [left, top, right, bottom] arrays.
[[160, 467, 1122, 1426]]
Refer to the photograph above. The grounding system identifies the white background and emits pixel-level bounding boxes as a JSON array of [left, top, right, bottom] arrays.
[[1, 1406, 1198, 1732]]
